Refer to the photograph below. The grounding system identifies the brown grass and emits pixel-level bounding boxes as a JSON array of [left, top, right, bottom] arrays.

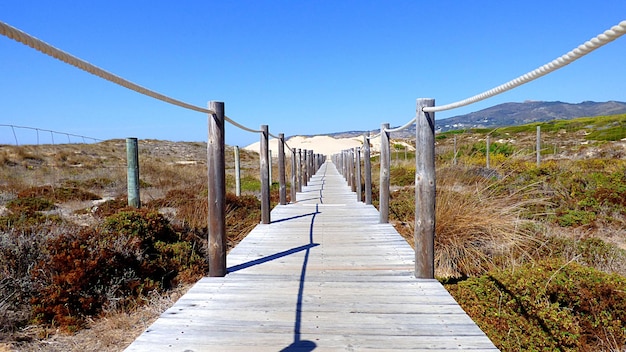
[[0, 140, 265, 350]]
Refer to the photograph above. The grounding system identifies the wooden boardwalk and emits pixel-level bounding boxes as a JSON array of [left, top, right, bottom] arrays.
[[125, 162, 498, 351]]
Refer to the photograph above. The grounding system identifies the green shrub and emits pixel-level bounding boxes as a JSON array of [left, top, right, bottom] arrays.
[[447, 259, 626, 351], [31, 210, 206, 331]]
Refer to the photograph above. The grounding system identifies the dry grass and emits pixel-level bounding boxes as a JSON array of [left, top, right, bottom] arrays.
[[4, 284, 190, 352], [433, 167, 547, 277], [0, 140, 265, 350], [390, 166, 550, 279]]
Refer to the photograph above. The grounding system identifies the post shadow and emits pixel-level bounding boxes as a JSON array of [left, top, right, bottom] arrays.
[[281, 203, 319, 352]]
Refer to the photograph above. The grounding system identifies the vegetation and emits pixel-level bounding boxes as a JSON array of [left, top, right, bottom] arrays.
[[3, 113, 626, 350], [383, 114, 626, 351], [0, 140, 272, 350]]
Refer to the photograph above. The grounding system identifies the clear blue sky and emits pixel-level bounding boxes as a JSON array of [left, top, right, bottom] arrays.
[[1, 1, 625, 146]]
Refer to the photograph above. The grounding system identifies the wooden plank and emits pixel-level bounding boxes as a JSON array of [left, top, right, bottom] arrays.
[[124, 161, 499, 351]]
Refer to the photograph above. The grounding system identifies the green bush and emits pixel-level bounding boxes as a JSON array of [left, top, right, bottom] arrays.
[[30, 209, 206, 331], [447, 259, 626, 351]]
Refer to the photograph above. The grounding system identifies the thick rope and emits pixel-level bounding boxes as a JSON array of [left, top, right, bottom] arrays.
[[384, 116, 417, 133], [424, 20, 626, 113], [0, 20, 263, 134]]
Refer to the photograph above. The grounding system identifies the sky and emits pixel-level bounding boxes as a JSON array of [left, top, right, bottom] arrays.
[[1, 1, 625, 147]]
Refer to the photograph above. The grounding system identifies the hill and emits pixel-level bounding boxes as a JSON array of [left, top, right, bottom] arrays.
[[317, 100, 626, 138]]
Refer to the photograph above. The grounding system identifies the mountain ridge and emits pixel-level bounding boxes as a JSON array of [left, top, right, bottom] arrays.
[[319, 100, 626, 138]]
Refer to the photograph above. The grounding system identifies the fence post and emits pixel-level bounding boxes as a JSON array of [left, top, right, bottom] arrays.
[[291, 148, 297, 202], [126, 137, 140, 208], [269, 150, 273, 185], [486, 135, 490, 169], [234, 146, 241, 196], [308, 150, 314, 180], [453, 135, 458, 166], [303, 149, 308, 186], [350, 149, 356, 192], [260, 125, 271, 224], [278, 133, 287, 205], [297, 149, 303, 192], [415, 98, 435, 279], [363, 133, 372, 205], [355, 147, 362, 202], [536, 126, 541, 167], [380, 123, 390, 223], [207, 101, 226, 277]]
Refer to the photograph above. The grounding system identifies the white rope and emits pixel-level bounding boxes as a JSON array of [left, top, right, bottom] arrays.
[[384, 116, 417, 133], [424, 20, 626, 113], [366, 132, 381, 140], [0, 20, 265, 135], [225, 116, 262, 133]]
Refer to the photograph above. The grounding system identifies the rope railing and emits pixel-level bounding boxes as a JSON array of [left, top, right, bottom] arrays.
[[423, 20, 626, 113], [0, 20, 265, 136]]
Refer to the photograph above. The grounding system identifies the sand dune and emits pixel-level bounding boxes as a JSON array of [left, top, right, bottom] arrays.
[[244, 135, 386, 156]]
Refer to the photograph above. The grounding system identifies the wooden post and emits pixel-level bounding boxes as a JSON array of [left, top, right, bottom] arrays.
[[302, 149, 308, 186], [297, 149, 303, 192], [486, 135, 490, 169], [260, 125, 270, 224], [453, 135, 458, 166], [355, 147, 362, 202], [363, 133, 372, 205], [278, 133, 287, 205], [415, 98, 435, 279], [380, 123, 390, 223], [291, 148, 297, 202], [308, 150, 315, 180], [234, 146, 241, 196], [207, 101, 226, 277], [269, 150, 273, 185], [350, 149, 356, 192], [126, 137, 140, 208], [536, 126, 541, 167]]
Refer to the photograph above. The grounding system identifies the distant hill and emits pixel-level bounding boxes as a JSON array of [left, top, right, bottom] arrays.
[[436, 100, 626, 132], [320, 101, 626, 138]]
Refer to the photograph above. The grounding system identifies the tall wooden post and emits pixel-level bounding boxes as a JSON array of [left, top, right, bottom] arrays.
[[234, 146, 241, 196], [349, 149, 356, 192], [278, 133, 287, 205], [453, 135, 458, 166], [291, 148, 297, 202], [308, 150, 313, 180], [355, 147, 362, 202], [260, 125, 270, 224], [363, 133, 372, 205], [126, 137, 140, 208], [415, 98, 435, 279], [269, 150, 273, 185], [486, 135, 490, 169], [536, 126, 541, 167], [303, 149, 308, 186], [297, 149, 303, 192], [208, 101, 226, 277], [380, 123, 390, 223]]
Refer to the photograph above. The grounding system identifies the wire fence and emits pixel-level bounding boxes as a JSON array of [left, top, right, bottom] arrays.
[[0, 124, 103, 146]]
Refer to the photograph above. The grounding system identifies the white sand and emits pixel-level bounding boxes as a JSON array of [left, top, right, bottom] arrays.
[[244, 135, 384, 156]]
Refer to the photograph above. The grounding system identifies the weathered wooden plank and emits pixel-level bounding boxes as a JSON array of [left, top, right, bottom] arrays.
[[125, 161, 498, 351]]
